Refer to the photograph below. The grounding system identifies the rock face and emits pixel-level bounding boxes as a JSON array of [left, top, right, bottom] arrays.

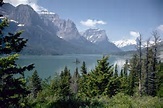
[[0, 3, 15, 16], [82, 29, 121, 53], [9, 5, 41, 26], [40, 12, 81, 41], [0, 3, 121, 54], [1, 4, 78, 54], [40, 12, 101, 53]]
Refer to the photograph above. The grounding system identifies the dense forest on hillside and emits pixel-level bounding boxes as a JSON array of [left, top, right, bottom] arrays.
[[0, 14, 163, 108]]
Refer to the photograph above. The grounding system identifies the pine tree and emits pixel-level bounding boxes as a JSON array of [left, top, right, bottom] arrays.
[[94, 56, 114, 95], [59, 66, 72, 98], [114, 64, 118, 77], [156, 61, 163, 97], [71, 67, 79, 93], [0, 19, 34, 107], [78, 66, 89, 97], [144, 39, 150, 95], [80, 56, 118, 97], [136, 34, 143, 96], [149, 31, 160, 96], [147, 49, 154, 95], [120, 69, 123, 77], [31, 70, 42, 98], [74, 67, 80, 78], [128, 54, 139, 95], [123, 60, 128, 77], [81, 61, 87, 75]]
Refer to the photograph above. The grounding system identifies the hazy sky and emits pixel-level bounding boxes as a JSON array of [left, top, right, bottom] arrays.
[[4, 0, 163, 41]]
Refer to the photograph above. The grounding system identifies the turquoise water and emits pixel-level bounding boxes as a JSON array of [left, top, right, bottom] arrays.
[[17, 54, 128, 79]]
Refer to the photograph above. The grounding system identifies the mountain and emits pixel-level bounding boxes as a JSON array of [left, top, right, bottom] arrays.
[[9, 4, 42, 26], [0, 3, 15, 16], [40, 12, 81, 41], [40, 13, 82, 42], [1, 3, 120, 54], [40, 12, 101, 53], [82, 28, 121, 53], [112, 39, 137, 51], [1, 4, 82, 54]]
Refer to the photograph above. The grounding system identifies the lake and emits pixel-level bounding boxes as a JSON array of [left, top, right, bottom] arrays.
[[17, 54, 129, 79]]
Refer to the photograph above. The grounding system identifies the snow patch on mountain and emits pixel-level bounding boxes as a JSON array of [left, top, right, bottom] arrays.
[[112, 39, 136, 48], [10, 19, 18, 23], [112, 39, 158, 51], [17, 23, 25, 26]]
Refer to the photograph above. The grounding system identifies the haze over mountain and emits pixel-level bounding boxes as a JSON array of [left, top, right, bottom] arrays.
[[0, 3, 121, 54]]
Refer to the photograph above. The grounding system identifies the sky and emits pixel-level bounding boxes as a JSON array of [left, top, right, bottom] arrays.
[[4, 0, 163, 41]]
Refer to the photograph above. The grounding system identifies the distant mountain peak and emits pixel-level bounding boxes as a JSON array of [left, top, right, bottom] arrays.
[[112, 39, 137, 48], [82, 28, 108, 43], [16, 4, 34, 12], [82, 28, 121, 53], [9, 4, 42, 26], [112, 39, 137, 51]]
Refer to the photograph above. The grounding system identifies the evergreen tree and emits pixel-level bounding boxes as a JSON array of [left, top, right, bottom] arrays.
[[144, 39, 150, 95], [152, 31, 160, 74], [81, 61, 87, 75], [123, 60, 128, 77], [146, 49, 155, 96], [74, 67, 80, 78], [0, 19, 34, 107], [59, 66, 72, 98], [78, 67, 89, 98], [149, 31, 160, 96], [114, 64, 118, 77], [119, 76, 129, 94], [79, 56, 120, 97], [71, 67, 79, 93], [137, 34, 143, 96], [118, 60, 130, 94], [104, 76, 121, 97], [31, 70, 42, 98], [128, 54, 139, 95], [156, 61, 163, 97], [93, 56, 114, 96], [120, 69, 123, 77]]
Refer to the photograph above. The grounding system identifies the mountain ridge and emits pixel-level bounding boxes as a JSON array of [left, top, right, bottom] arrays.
[[0, 3, 121, 54], [82, 28, 121, 53], [112, 39, 137, 51]]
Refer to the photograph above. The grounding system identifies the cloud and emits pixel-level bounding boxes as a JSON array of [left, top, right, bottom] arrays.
[[4, 0, 47, 12], [157, 25, 163, 32], [80, 19, 106, 27], [130, 31, 140, 38]]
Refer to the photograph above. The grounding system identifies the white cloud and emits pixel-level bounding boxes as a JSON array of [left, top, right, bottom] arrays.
[[157, 25, 163, 32], [4, 0, 36, 6], [130, 31, 140, 38], [80, 19, 106, 27], [4, 0, 47, 12], [4, 0, 28, 6]]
